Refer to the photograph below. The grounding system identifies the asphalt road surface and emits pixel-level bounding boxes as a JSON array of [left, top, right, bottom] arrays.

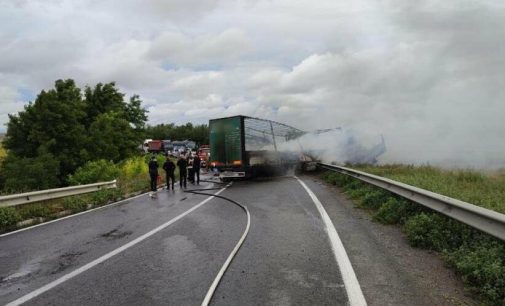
[[0, 174, 473, 305]]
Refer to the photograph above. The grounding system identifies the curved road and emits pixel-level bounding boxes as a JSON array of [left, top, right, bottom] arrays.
[[0, 175, 472, 305]]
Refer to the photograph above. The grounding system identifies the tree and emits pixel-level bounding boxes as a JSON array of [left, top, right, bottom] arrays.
[[0, 149, 60, 192], [2, 79, 147, 190], [126, 95, 148, 130], [88, 112, 139, 162], [4, 79, 88, 182], [83, 82, 125, 127], [84, 86, 147, 162], [144, 123, 209, 144]]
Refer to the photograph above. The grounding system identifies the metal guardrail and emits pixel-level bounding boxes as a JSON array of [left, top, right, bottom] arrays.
[[0, 180, 117, 208], [318, 163, 505, 242]]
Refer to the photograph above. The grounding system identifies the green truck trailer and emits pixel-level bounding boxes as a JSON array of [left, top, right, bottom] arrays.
[[209, 115, 313, 179]]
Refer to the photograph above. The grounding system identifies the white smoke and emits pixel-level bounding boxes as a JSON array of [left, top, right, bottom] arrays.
[[277, 127, 385, 165]]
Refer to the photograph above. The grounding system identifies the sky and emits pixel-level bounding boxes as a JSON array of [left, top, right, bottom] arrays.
[[1, 0, 504, 168]]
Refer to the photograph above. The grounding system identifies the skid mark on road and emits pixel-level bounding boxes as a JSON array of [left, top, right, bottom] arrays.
[[51, 252, 84, 275], [100, 228, 132, 240]]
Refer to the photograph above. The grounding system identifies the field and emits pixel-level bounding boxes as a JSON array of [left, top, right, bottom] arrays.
[[352, 164, 505, 214], [320, 164, 505, 305]]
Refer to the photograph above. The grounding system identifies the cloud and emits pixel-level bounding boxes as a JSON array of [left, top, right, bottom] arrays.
[[1, 0, 505, 168], [147, 29, 252, 68]]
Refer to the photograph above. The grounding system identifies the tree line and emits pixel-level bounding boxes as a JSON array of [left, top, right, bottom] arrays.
[[0, 79, 208, 193], [144, 123, 209, 144]]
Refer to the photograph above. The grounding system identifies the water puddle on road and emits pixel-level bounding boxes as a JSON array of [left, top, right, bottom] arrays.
[[1, 261, 41, 283]]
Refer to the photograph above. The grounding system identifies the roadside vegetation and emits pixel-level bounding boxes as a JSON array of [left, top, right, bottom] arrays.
[[0, 140, 6, 164], [0, 79, 208, 195], [0, 78, 208, 232], [0, 154, 180, 233], [352, 164, 505, 214], [321, 165, 505, 305], [144, 122, 209, 144]]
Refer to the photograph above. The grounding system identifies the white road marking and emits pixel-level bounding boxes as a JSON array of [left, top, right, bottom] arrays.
[[295, 176, 367, 306], [5, 185, 230, 306], [0, 184, 183, 238], [0, 192, 146, 238]]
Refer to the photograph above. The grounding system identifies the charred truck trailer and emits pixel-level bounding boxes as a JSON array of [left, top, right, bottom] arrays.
[[209, 115, 314, 179]]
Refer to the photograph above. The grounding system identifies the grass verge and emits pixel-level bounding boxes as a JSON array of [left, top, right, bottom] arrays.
[[321, 166, 505, 306], [0, 154, 183, 234]]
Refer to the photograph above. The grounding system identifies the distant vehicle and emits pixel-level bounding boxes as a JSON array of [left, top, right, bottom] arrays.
[[172, 144, 186, 155], [162, 140, 173, 154], [209, 115, 315, 179], [142, 139, 153, 153], [185, 140, 197, 150], [147, 140, 163, 153], [172, 140, 196, 151], [198, 145, 210, 168]]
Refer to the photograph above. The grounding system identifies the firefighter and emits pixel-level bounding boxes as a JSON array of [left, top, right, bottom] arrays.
[[177, 155, 187, 188], [163, 155, 176, 190], [193, 153, 201, 184], [187, 153, 194, 184], [148, 155, 159, 196]]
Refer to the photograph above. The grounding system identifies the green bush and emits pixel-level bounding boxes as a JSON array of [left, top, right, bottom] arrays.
[[374, 198, 408, 224], [406, 213, 443, 249], [18, 204, 52, 220], [62, 189, 122, 212], [346, 187, 372, 200], [360, 189, 391, 209], [0, 207, 20, 228], [446, 238, 505, 304], [0, 151, 60, 192], [63, 196, 90, 212], [321, 167, 505, 305], [342, 180, 365, 192], [373, 198, 427, 225], [321, 171, 334, 182], [408, 213, 473, 252], [68, 159, 119, 185], [90, 189, 122, 206], [321, 171, 355, 187], [117, 156, 149, 194]]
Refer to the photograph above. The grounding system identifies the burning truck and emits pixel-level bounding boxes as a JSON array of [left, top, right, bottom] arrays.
[[208, 115, 386, 179]]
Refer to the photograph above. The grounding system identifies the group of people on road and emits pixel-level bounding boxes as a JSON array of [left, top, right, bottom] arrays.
[[148, 152, 202, 195]]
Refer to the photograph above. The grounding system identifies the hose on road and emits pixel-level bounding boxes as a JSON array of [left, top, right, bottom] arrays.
[[184, 185, 251, 306]]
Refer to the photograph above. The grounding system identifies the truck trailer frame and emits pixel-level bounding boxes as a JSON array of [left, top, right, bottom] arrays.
[[209, 115, 307, 179]]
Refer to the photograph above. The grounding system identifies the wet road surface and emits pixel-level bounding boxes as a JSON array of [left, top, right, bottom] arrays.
[[1, 175, 472, 305]]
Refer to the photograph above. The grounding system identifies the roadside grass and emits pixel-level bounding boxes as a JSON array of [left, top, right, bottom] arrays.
[[351, 164, 505, 214], [321, 166, 505, 306], [0, 154, 182, 233], [0, 142, 6, 164]]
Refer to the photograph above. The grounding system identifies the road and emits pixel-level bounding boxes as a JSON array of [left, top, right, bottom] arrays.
[[0, 175, 473, 305]]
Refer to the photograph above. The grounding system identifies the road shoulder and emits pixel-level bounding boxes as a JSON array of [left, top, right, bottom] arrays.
[[300, 174, 477, 306]]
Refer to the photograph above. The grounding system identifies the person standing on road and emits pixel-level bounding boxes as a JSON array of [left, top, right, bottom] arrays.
[[193, 153, 201, 184], [148, 155, 159, 195], [177, 155, 187, 188], [187, 153, 194, 184], [163, 155, 176, 190]]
